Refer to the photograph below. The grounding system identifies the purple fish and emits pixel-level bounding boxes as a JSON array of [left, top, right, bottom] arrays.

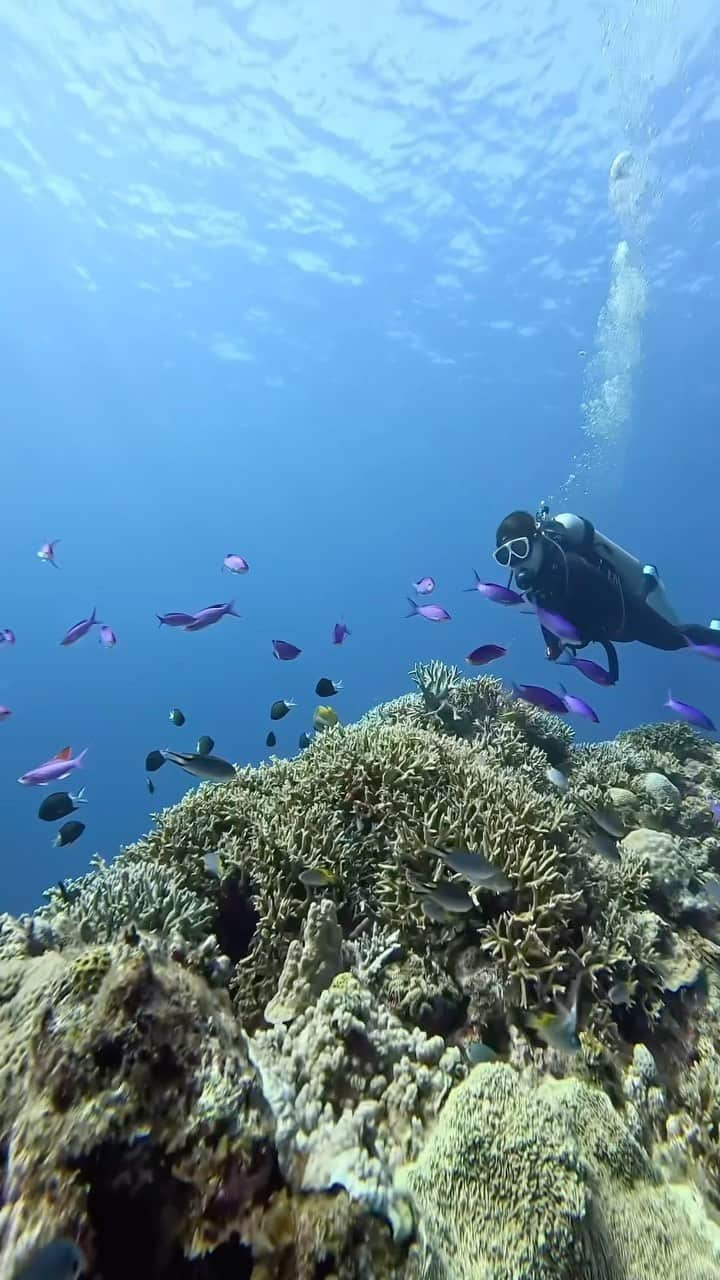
[[405, 598, 451, 622], [157, 611, 196, 628], [332, 622, 350, 645], [510, 682, 568, 714], [37, 539, 61, 568], [0, 629, 15, 646], [0, 705, 11, 719], [665, 691, 716, 732], [558, 654, 615, 686], [273, 639, 302, 661], [413, 576, 436, 595], [223, 553, 249, 575], [18, 746, 88, 786], [466, 644, 508, 666], [184, 602, 240, 632], [99, 625, 117, 648], [534, 607, 582, 646], [61, 607, 100, 647], [710, 797, 720, 825], [464, 571, 524, 606], [558, 683, 599, 723], [682, 637, 720, 662]]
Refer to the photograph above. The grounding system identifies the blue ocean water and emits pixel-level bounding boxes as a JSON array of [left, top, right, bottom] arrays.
[[0, 0, 718, 915]]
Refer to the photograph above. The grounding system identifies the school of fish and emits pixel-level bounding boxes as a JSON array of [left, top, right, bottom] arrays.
[[4, 543, 717, 866]]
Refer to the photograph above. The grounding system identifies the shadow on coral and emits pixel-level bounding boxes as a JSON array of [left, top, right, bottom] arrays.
[[83, 1143, 258, 1280], [214, 875, 259, 964]]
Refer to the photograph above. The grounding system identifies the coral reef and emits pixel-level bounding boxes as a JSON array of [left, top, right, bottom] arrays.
[[0, 663, 720, 1276], [398, 1063, 720, 1280], [251, 964, 465, 1239], [0, 937, 275, 1278]]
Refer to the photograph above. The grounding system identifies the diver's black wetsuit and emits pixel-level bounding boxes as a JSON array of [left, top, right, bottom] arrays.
[[520, 537, 716, 683]]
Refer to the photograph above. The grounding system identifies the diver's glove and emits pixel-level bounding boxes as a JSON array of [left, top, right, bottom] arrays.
[[545, 636, 563, 662]]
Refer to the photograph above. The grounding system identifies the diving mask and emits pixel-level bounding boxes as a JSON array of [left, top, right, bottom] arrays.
[[493, 535, 532, 569]]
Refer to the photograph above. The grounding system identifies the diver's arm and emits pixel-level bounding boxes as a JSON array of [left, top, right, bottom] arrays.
[[600, 641, 619, 684]]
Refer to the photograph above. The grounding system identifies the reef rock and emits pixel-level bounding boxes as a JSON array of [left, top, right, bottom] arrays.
[[250, 970, 465, 1239], [0, 940, 274, 1278]]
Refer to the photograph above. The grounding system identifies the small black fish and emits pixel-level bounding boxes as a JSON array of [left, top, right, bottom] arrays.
[[38, 788, 86, 822], [145, 749, 166, 772], [270, 699, 295, 721], [196, 735, 214, 756], [146, 777, 155, 795], [56, 880, 71, 905], [266, 732, 277, 748], [169, 707, 186, 726], [298, 732, 312, 749], [315, 677, 342, 697], [53, 820, 85, 848], [160, 749, 236, 781]]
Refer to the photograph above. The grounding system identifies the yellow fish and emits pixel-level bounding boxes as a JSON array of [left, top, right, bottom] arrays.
[[299, 867, 337, 887], [313, 704, 340, 731], [526, 973, 583, 1054]]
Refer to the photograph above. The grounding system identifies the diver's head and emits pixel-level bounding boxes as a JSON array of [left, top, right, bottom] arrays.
[[494, 510, 538, 570]]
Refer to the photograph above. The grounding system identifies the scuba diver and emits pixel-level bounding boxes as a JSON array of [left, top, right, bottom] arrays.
[[493, 503, 719, 684]]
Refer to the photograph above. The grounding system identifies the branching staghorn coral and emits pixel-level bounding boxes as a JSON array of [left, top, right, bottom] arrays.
[[42, 855, 215, 946], [109, 695, 582, 1026]]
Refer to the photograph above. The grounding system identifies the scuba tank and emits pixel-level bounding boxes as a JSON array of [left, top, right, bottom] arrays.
[[537, 505, 679, 626]]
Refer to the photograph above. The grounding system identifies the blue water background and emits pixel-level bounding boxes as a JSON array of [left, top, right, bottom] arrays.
[[0, 0, 719, 913]]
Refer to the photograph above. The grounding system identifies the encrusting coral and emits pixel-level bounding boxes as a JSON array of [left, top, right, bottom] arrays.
[[397, 1063, 720, 1280], [250, 902, 465, 1240], [0, 663, 720, 1276]]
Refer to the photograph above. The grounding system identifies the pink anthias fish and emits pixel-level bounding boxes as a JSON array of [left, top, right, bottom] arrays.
[[533, 607, 582, 647], [332, 622, 350, 645], [405, 598, 451, 622], [0, 706, 11, 720], [558, 683, 599, 723], [412, 576, 436, 595], [466, 644, 508, 666], [0, 629, 16, 646], [37, 539, 61, 568], [157, 611, 196, 628], [18, 745, 88, 786], [223, 553, 250, 575], [464, 571, 524, 606], [665, 691, 716, 732], [558, 653, 615, 686], [682, 636, 720, 661], [99, 625, 117, 648], [510, 682, 568, 714], [273, 639, 302, 661], [184, 602, 240, 632], [61, 608, 101, 646]]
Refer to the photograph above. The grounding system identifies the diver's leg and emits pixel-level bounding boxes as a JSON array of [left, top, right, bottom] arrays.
[[621, 604, 688, 651]]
